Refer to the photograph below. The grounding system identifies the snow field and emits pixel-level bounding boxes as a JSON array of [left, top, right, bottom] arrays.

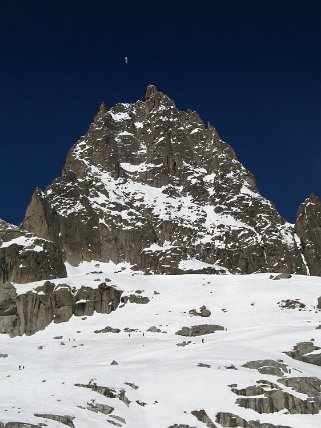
[[1, 267, 321, 427]]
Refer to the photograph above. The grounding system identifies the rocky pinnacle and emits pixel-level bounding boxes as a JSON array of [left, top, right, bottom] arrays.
[[18, 85, 319, 275]]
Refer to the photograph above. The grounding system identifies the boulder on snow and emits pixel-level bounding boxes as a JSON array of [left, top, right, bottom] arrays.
[[147, 326, 161, 333], [175, 324, 224, 336], [216, 411, 292, 427], [121, 294, 150, 304], [243, 359, 289, 377], [94, 326, 121, 334], [272, 273, 292, 280], [34, 414, 75, 427], [189, 305, 211, 317], [284, 341, 321, 366], [191, 409, 216, 427]]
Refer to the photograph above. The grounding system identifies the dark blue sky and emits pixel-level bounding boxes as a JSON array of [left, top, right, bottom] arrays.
[[1, 0, 320, 224]]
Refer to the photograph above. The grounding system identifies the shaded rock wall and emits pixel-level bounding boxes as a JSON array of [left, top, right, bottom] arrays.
[[0, 281, 121, 336], [295, 194, 321, 276], [0, 220, 66, 285]]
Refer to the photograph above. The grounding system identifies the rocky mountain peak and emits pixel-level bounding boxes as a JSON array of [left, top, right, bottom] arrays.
[[18, 85, 319, 276]]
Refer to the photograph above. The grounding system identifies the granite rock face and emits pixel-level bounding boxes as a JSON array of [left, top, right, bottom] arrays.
[[231, 378, 321, 415], [230, 358, 321, 417], [284, 341, 321, 366], [295, 194, 321, 276], [21, 85, 315, 275], [0, 220, 66, 285], [216, 412, 292, 428], [0, 281, 121, 336]]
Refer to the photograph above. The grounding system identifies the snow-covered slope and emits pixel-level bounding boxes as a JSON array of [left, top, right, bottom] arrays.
[[1, 266, 321, 427]]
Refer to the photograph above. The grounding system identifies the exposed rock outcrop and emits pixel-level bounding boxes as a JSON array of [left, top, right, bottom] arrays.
[[197, 363, 211, 368], [0, 281, 121, 336], [175, 324, 224, 336], [0, 423, 41, 428], [231, 377, 321, 414], [278, 377, 321, 397], [121, 294, 150, 304], [168, 425, 196, 428], [75, 382, 130, 407], [272, 273, 292, 280], [191, 409, 216, 427], [147, 326, 161, 333], [295, 194, 321, 276], [21, 85, 314, 275], [124, 381, 139, 390], [216, 412, 292, 428], [189, 305, 211, 317], [236, 357, 321, 415], [0, 220, 66, 285], [87, 402, 114, 415], [75, 382, 116, 398], [94, 326, 121, 334], [284, 341, 321, 366], [34, 414, 75, 427], [277, 299, 306, 310], [176, 340, 191, 347], [242, 359, 289, 377]]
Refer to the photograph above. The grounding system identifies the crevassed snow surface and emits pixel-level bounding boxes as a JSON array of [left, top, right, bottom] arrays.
[[1, 266, 321, 427]]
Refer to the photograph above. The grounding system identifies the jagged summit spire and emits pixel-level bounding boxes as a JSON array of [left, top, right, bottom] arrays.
[[308, 193, 320, 204], [98, 102, 107, 113], [145, 84, 159, 99], [91, 102, 107, 126], [144, 84, 175, 111]]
